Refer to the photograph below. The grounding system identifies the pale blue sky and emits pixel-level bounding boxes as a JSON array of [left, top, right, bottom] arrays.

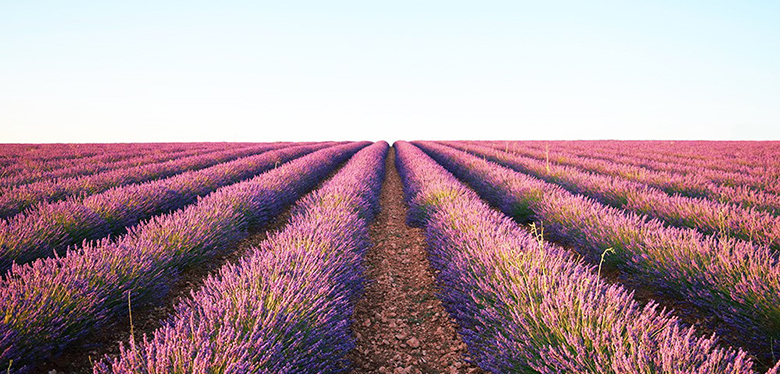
[[1, 1, 778, 142]]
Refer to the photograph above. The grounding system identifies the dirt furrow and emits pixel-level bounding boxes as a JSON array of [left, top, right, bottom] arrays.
[[348, 148, 484, 374]]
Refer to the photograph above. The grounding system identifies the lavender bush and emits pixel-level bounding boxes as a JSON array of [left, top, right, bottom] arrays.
[[0, 143, 228, 188], [94, 142, 387, 373], [0, 143, 334, 271], [444, 141, 780, 249], [0, 142, 367, 373], [0, 143, 210, 178], [0, 142, 302, 218], [394, 141, 775, 374], [482, 140, 780, 213], [414, 141, 780, 354]]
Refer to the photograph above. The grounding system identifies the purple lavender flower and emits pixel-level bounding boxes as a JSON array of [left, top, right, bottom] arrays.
[[0, 142, 368, 373], [94, 142, 387, 373]]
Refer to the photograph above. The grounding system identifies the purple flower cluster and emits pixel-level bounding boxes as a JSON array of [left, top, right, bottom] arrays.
[[0, 143, 229, 189], [0, 143, 328, 271], [443, 141, 780, 250], [0, 143, 299, 219], [0, 143, 336, 272], [518, 140, 780, 194], [0, 142, 367, 373], [94, 141, 387, 373], [512, 140, 779, 181], [394, 141, 771, 373], [414, 141, 780, 353], [0, 143, 210, 177], [480, 140, 780, 216]]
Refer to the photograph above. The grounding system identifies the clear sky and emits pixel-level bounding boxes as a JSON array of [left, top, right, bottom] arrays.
[[1, 1, 778, 143]]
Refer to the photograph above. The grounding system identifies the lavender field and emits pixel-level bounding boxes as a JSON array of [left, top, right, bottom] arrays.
[[1, 141, 779, 373]]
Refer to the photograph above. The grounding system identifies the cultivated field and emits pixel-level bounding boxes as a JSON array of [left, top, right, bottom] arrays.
[[1, 140, 779, 373]]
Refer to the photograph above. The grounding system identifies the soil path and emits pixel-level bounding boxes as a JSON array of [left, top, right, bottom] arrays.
[[348, 148, 485, 374]]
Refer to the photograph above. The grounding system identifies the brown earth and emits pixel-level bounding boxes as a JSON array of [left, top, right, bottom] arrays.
[[348, 148, 485, 374], [31, 145, 777, 374], [33, 149, 485, 374]]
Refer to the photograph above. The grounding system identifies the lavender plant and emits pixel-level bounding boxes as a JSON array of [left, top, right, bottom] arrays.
[[0, 143, 334, 271], [443, 141, 780, 249], [0, 142, 297, 219], [482, 140, 780, 213], [414, 141, 780, 355], [394, 141, 775, 373], [94, 142, 387, 373], [0, 143, 210, 179], [0, 142, 367, 373], [0, 143, 228, 189]]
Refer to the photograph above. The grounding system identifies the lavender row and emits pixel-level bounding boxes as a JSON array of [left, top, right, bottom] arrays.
[[544, 141, 780, 205], [0, 142, 296, 219], [520, 140, 780, 177], [394, 141, 766, 373], [559, 142, 779, 190], [479, 141, 780, 215], [519, 140, 780, 186], [0, 143, 158, 167], [446, 141, 780, 250], [0, 142, 367, 373], [0, 143, 217, 178], [0, 143, 333, 272], [415, 141, 780, 353], [95, 141, 387, 373], [489, 140, 779, 197], [0, 143, 195, 180], [0, 143, 235, 189], [0, 143, 177, 161]]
